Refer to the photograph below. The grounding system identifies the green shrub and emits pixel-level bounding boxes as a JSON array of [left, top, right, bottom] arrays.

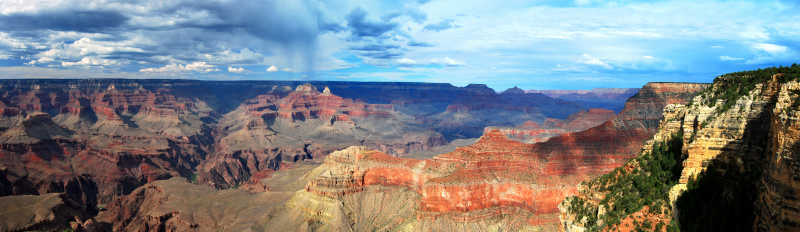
[[569, 133, 685, 231], [705, 64, 800, 114]]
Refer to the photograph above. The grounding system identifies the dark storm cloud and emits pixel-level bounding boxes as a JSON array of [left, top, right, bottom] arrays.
[[346, 7, 398, 38], [0, 10, 128, 32], [423, 19, 456, 32], [158, 1, 328, 45], [153, 0, 342, 72]]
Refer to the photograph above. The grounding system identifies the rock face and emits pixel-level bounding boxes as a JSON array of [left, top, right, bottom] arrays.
[[756, 78, 800, 232], [528, 88, 640, 112], [559, 67, 800, 232]]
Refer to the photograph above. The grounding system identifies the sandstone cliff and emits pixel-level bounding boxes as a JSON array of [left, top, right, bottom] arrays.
[[559, 66, 800, 232]]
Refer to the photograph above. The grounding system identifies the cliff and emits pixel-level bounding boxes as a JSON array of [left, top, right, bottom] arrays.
[[559, 65, 800, 232]]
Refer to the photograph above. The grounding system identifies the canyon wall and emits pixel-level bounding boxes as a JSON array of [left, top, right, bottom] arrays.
[[560, 67, 800, 232]]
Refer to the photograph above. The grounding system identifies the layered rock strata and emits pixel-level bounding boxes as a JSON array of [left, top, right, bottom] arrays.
[[198, 84, 446, 188], [560, 70, 800, 232]]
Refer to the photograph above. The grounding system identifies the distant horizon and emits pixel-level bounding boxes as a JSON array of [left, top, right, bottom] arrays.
[[0, 76, 722, 93]]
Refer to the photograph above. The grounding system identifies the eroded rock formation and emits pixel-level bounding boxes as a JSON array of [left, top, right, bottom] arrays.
[[198, 84, 447, 188], [560, 68, 800, 232]]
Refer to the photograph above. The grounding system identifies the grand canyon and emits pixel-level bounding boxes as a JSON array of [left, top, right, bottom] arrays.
[[1, 0, 799, 231], [2, 72, 795, 231]]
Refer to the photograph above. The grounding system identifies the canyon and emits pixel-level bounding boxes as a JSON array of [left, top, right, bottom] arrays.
[[68, 81, 704, 231], [0, 79, 593, 231], [6, 73, 796, 232]]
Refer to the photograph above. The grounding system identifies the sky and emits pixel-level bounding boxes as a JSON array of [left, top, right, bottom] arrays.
[[0, 0, 798, 91]]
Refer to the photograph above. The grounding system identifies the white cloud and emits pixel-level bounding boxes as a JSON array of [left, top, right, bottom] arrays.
[[34, 37, 144, 65], [0, 32, 27, 49], [719, 55, 744, 61], [753, 43, 788, 54], [140, 62, 219, 73], [430, 57, 465, 66], [228, 66, 245, 73], [397, 58, 417, 65], [211, 48, 264, 64], [396, 57, 465, 67], [578, 54, 612, 69], [266, 65, 279, 72], [61, 57, 120, 67]]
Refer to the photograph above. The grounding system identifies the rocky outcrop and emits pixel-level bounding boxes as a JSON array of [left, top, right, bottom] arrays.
[[559, 67, 800, 232], [0, 193, 95, 232], [615, 82, 709, 131]]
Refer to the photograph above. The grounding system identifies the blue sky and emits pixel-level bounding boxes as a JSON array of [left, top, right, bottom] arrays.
[[0, 0, 798, 91]]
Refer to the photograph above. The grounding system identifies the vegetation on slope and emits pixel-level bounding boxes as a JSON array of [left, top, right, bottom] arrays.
[[674, 65, 778, 231], [566, 65, 798, 232], [700, 64, 800, 114], [567, 133, 684, 231]]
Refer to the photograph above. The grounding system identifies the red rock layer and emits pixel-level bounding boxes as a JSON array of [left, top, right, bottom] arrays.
[[0, 85, 214, 203], [200, 84, 446, 189], [244, 84, 392, 123], [304, 129, 638, 225], [494, 108, 616, 143]]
